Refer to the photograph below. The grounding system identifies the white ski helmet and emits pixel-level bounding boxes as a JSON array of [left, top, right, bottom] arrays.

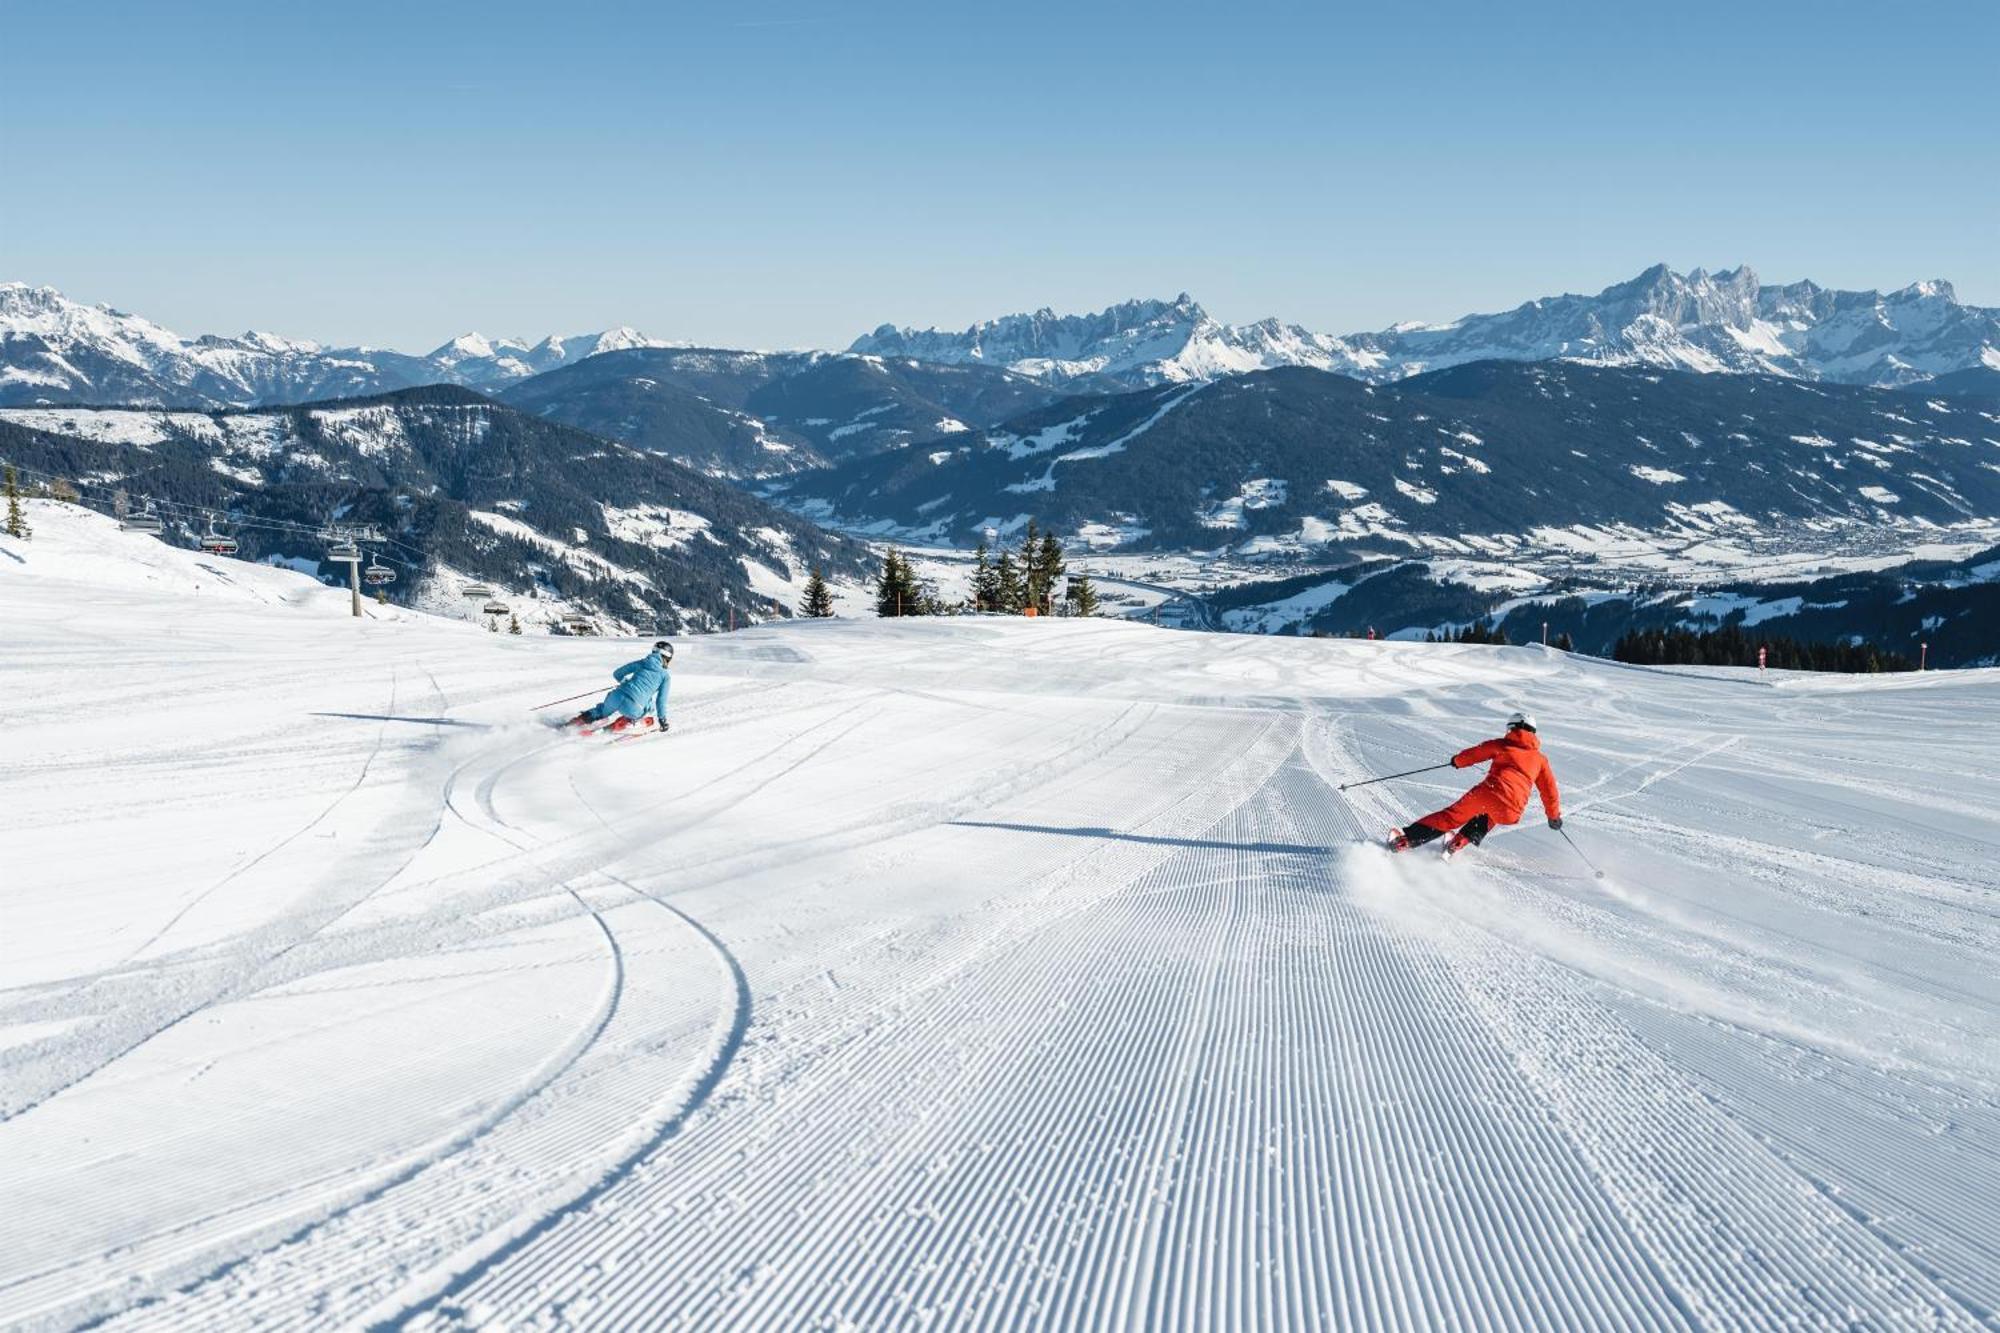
[[1506, 710, 1536, 732]]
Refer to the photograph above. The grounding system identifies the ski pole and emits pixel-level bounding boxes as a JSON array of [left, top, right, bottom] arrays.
[[529, 688, 602, 711], [1558, 825, 1606, 880], [1337, 762, 1452, 791]]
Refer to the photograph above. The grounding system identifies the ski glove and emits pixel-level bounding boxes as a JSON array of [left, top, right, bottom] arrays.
[[1547, 816, 1563, 830]]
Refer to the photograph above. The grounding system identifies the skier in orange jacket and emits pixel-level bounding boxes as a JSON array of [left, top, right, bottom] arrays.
[[1389, 712, 1562, 857]]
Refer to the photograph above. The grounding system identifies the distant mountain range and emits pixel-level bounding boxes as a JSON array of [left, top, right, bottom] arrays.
[[0, 283, 1075, 479], [852, 267, 2000, 389], [8, 266, 1998, 422], [0, 387, 868, 632], [0, 282, 682, 410], [776, 359, 2000, 552]]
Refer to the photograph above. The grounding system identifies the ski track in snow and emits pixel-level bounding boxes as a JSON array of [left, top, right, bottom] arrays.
[[3, 503, 1999, 1330]]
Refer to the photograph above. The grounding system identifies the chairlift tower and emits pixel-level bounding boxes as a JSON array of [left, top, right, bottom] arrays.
[[321, 524, 371, 618]]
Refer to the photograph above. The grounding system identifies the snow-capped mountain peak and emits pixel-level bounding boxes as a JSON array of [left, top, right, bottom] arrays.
[[849, 293, 1384, 387], [431, 331, 505, 361], [233, 330, 324, 355], [583, 325, 657, 354], [429, 326, 681, 385]]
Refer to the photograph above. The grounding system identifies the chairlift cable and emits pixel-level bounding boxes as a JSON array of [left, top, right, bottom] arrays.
[[0, 457, 431, 560]]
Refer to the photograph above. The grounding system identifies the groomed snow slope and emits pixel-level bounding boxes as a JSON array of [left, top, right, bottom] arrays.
[[4, 503, 1999, 1331]]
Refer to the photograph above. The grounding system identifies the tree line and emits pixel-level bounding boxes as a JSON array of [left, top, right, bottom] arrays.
[[1612, 624, 1914, 673], [795, 520, 1100, 619], [1414, 619, 1574, 650]]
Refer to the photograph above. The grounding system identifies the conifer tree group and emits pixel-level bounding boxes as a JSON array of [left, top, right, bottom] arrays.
[[1613, 624, 1911, 673], [1425, 619, 1509, 645], [879, 524, 1095, 618], [875, 547, 934, 617], [1018, 522, 1067, 614]]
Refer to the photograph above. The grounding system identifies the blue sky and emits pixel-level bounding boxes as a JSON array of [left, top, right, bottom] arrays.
[[4, 0, 1994, 351]]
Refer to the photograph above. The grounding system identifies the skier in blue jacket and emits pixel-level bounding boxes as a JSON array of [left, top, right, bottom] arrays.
[[569, 640, 673, 733]]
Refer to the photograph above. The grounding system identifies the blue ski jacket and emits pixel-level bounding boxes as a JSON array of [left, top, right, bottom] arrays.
[[601, 653, 671, 721]]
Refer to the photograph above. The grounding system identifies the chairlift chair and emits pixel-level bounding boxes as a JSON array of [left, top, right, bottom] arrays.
[[363, 558, 397, 586], [121, 512, 165, 535], [463, 583, 497, 599], [482, 599, 510, 617], [200, 521, 238, 556], [327, 540, 361, 562]]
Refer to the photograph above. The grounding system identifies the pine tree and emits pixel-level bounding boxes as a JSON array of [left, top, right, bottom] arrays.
[[3, 467, 28, 541], [1068, 570, 1099, 616], [994, 549, 1025, 613], [802, 567, 835, 618], [487, 615, 499, 632], [971, 538, 998, 611], [1017, 521, 1042, 611], [1554, 631, 1574, 652], [1037, 531, 1066, 614], [509, 612, 524, 634], [875, 549, 897, 617], [876, 548, 918, 617], [49, 477, 79, 504], [113, 488, 129, 521]]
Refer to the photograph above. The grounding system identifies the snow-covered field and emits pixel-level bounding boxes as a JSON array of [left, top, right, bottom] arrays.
[[5, 502, 2000, 1330]]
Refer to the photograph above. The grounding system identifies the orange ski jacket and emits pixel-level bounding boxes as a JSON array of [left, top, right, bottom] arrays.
[[1451, 730, 1562, 823]]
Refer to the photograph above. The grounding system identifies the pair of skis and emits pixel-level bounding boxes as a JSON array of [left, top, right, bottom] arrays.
[[530, 691, 670, 743], [1384, 827, 1477, 861], [1382, 821, 1603, 878], [548, 715, 669, 743]]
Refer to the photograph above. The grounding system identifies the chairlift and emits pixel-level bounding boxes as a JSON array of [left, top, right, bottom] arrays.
[[199, 521, 238, 556], [327, 540, 361, 562], [463, 583, 497, 599], [121, 511, 165, 535], [363, 557, 397, 586], [482, 599, 509, 617], [561, 613, 597, 635]]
